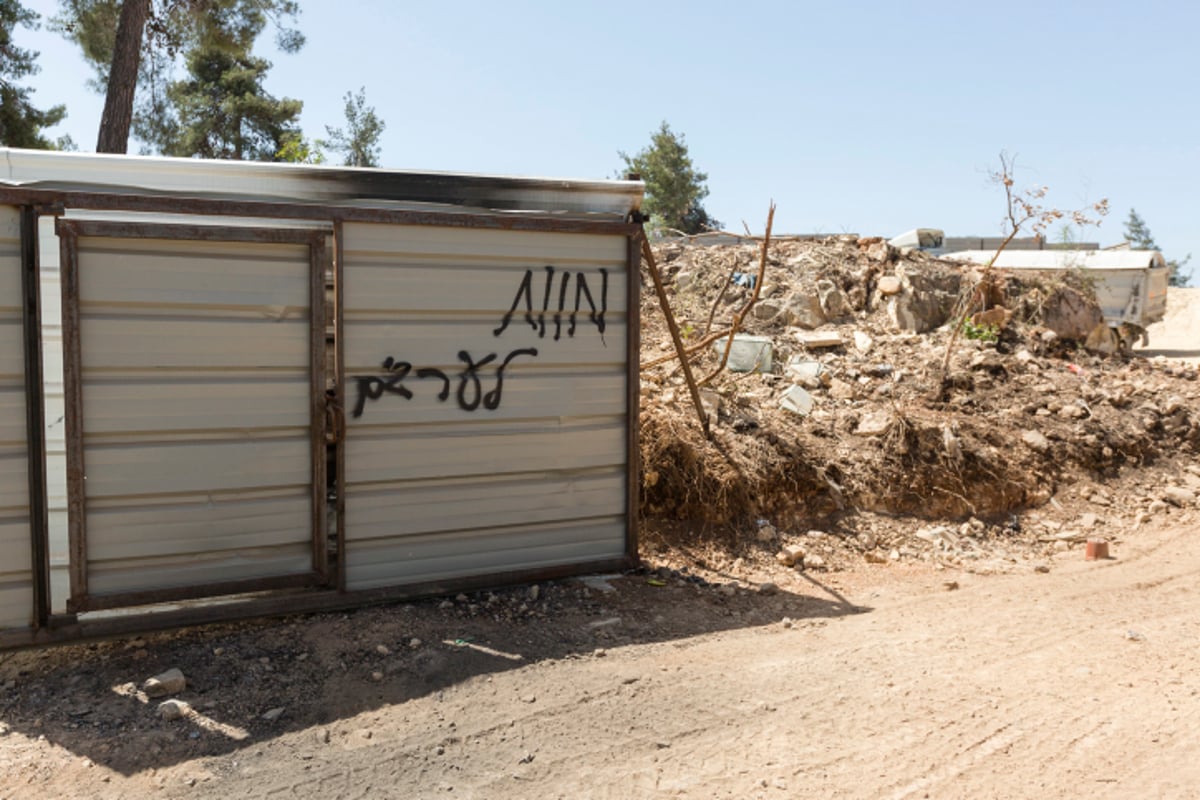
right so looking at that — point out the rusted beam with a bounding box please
[624,233,642,563]
[0,556,635,652]
[310,234,330,583]
[332,222,347,592]
[56,222,88,611]
[0,187,639,237]
[20,207,50,629]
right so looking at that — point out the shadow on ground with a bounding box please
[0,567,870,776]
[1135,347,1200,361]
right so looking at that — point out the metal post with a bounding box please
[20,207,50,628]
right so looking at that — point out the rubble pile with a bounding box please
[638,235,1200,570]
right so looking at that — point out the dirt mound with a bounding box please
[638,236,1200,559]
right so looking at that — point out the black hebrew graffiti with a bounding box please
[352,264,610,420]
[493,266,608,343]
[351,348,538,418]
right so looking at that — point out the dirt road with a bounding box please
[3,514,1199,799]
[1141,287,1200,364]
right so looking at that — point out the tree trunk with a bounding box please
[96,0,150,154]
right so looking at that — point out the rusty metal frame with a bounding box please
[0,554,632,651]
[0,187,640,237]
[332,221,347,592]
[310,234,330,584]
[54,218,329,612]
[0,184,642,649]
[57,222,86,609]
[624,231,642,563]
[20,206,51,629]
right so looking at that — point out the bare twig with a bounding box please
[640,235,711,438]
[699,202,775,387]
[936,152,1108,389]
[703,258,738,336]
[641,326,731,370]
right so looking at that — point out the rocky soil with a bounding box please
[637,235,1200,576]
[2,237,1199,799]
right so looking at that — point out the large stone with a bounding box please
[794,330,842,349]
[1084,323,1120,356]
[786,357,826,389]
[779,385,815,416]
[1164,487,1197,507]
[828,378,856,401]
[853,330,874,354]
[157,700,189,721]
[887,267,961,333]
[866,241,894,263]
[143,668,186,699]
[712,335,773,372]
[752,299,784,321]
[784,291,826,329]
[1021,429,1050,453]
[854,410,894,437]
[817,279,850,320]
[877,275,902,296]
[776,544,806,567]
[1039,286,1104,341]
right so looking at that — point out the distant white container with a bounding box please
[713,335,773,372]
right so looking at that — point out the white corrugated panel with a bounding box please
[38,217,69,610]
[0,207,32,629]
[74,233,315,597]
[945,249,1167,271]
[342,223,629,589]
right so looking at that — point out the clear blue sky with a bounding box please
[15,1,1200,281]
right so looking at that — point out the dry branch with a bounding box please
[699,203,776,387]
[640,235,711,438]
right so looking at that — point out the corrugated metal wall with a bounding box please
[0,207,32,629]
[67,230,318,601]
[37,217,68,612]
[341,223,629,590]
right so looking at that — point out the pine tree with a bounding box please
[142,43,302,160]
[54,0,304,154]
[0,0,67,148]
[619,122,718,234]
[1124,208,1191,288]
[321,87,385,167]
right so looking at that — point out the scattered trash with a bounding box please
[1085,539,1110,561]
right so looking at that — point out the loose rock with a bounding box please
[143,668,186,699]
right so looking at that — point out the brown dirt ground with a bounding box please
[2,514,1198,799]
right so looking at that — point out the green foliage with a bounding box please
[0,0,67,148]
[53,0,304,154]
[142,42,302,160]
[1124,207,1191,287]
[619,121,718,235]
[275,132,324,164]
[320,87,385,167]
[962,319,999,343]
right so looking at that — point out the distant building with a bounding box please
[889,228,1099,255]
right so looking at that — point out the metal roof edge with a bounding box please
[0,148,644,218]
